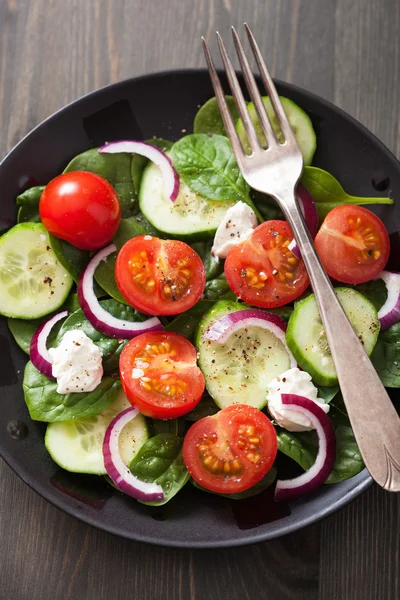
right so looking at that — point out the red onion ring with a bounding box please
[77,243,162,338]
[203,308,296,367]
[376,270,400,330]
[103,406,164,502]
[30,310,68,378]
[288,184,319,259]
[99,140,179,201]
[275,394,336,502]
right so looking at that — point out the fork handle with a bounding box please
[279,191,400,492]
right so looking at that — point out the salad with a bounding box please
[1,92,399,508]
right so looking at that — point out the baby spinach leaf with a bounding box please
[49,235,90,283]
[170,134,250,203]
[57,299,149,374]
[129,433,190,506]
[191,240,223,281]
[193,96,240,136]
[16,186,45,223]
[352,279,387,312]
[148,418,186,437]
[185,393,219,421]
[192,465,277,499]
[64,148,136,218]
[371,322,400,387]
[23,360,120,422]
[251,189,283,221]
[204,274,237,301]
[94,218,146,304]
[316,385,340,404]
[8,318,42,354]
[301,166,394,221]
[276,429,316,471]
[165,300,216,340]
[131,138,173,195]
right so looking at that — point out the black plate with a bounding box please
[1,69,399,549]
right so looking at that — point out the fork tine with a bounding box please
[231,26,278,147]
[244,23,296,144]
[201,37,245,163]
[215,32,260,152]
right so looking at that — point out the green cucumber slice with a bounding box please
[139,159,236,239]
[286,287,380,386]
[44,389,148,474]
[236,96,316,166]
[0,223,73,319]
[196,301,295,410]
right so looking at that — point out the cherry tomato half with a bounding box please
[315,205,390,284]
[224,220,310,308]
[39,171,121,251]
[183,404,277,494]
[119,331,205,419]
[116,236,206,316]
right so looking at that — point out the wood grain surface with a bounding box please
[1,1,399,599]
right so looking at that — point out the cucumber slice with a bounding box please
[139,160,236,239]
[236,96,316,166]
[45,389,148,474]
[0,223,73,319]
[286,287,380,386]
[196,301,295,410]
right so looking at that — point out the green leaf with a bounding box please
[131,138,173,196]
[193,96,240,136]
[371,322,400,387]
[301,166,394,220]
[57,299,149,374]
[129,433,190,506]
[148,418,186,437]
[165,300,216,340]
[184,393,220,421]
[23,360,120,422]
[49,235,90,283]
[250,189,283,221]
[16,186,45,223]
[203,274,237,301]
[8,318,43,354]
[276,429,316,471]
[316,385,340,404]
[191,240,223,281]
[94,218,146,304]
[170,134,250,203]
[192,465,277,499]
[352,279,388,312]
[64,148,136,218]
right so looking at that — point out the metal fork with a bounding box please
[202,24,400,492]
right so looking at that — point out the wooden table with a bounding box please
[1,1,399,598]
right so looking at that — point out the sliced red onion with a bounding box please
[30,310,68,378]
[275,394,336,502]
[103,407,164,502]
[78,243,162,338]
[375,270,400,330]
[288,184,319,259]
[204,308,296,366]
[99,140,179,201]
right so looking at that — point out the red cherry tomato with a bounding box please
[183,404,277,494]
[119,331,205,419]
[115,236,206,316]
[39,171,121,251]
[315,205,390,284]
[224,220,310,308]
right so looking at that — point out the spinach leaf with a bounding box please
[251,189,283,221]
[192,465,277,499]
[193,96,240,136]
[185,393,220,421]
[49,235,89,283]
[170,134,250,203]
[57,299,149,373]
[23,360,120,422]
[352,279,387,312]
[301,166,394,220]
[165,300,216,340]
[16,186,45,223]
[94,218,146,304]
[64,148,136,218]
[65,292,80,313]
[204,274,237,301]
[191,240,223,281]
[8,318,42,354]
[267,306,294,323]
[316,385,340,404]
[131,138,173,195]
[276,429,316,471]
[129,433,190,506]
[371,322,400,387]
[148,418,186,437]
